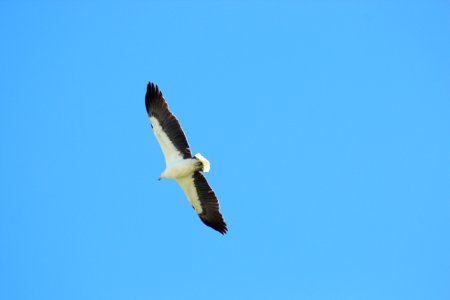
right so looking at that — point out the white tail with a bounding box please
[195,153,210,172]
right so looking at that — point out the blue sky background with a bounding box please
[1,1,449,299]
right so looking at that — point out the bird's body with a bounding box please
[159,157,202,180]
[145,82,228,234]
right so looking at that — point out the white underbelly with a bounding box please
[163,158,198,179]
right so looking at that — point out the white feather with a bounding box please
[150,116,184,165]
[194,153,210,172]
[176,176,203,214]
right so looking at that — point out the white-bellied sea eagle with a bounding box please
[145,82,228,234]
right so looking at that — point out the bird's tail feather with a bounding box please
[195,153,210,172]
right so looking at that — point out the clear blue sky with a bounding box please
[1,1,449,299]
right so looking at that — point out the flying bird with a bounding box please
[145,82,228,234]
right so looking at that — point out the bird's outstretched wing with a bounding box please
[145,82,192,164]
[177,172,228,234]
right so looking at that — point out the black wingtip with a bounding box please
[199,215,228,235]
[145,82,163,114]
[147,82,159,94]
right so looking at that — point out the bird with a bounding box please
[145,82,228,234]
